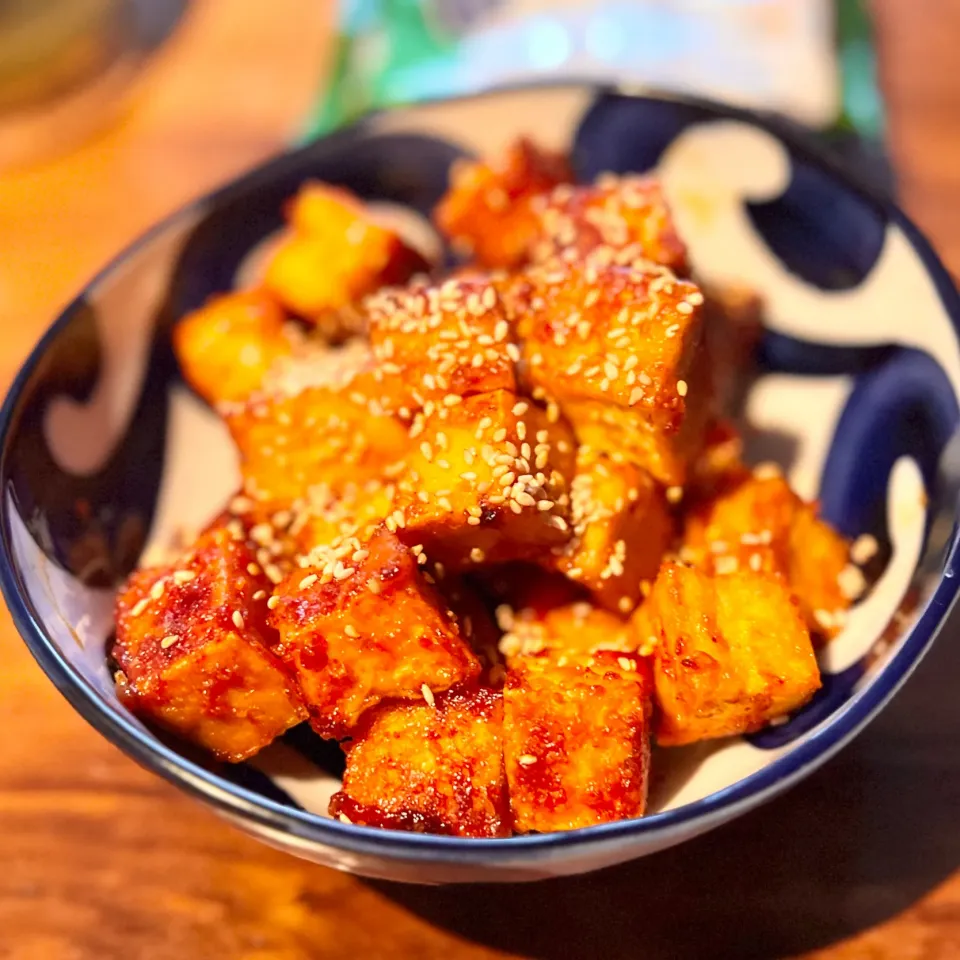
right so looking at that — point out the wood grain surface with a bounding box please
[2,2,960,957]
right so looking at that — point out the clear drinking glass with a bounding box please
[0,0,188,169]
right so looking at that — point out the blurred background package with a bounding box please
[311,0,890,190]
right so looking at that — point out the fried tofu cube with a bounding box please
[645,562,821,746]
[329,685,508,837]
[529,175,689,275]
[682,471,853,638]
[262,182,427,336]
[518,257,710,484]
[563,389,710,488]
[790,503,858,638]
[700,280,764,415]
[393,390,576,568]
[556,451,674,613]
[363,276,518,412]
[498,600,639,662]
[435,137,572,268]
[504,651,653,832]
[113,522,307,762]
[522,259,703,415]
[226,383,409,506]
[173,290,294,406]
[270,526,480,737]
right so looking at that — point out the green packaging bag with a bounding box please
[310,0,884,143]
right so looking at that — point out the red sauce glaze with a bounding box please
[270,526,480,737]
[503,652,652,832]
[330,684,509,838]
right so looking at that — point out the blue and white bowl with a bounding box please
[3,85,959,885]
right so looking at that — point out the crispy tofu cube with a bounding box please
[173,290,294,406]
[498,601,639,662]
[529,175,689,275]
[226,383,409,506]
[682,471,853,638]
[435,138,572,268]
[363,276,518,412]
[522,258,703,415]
[503,651,653,832]
[563,386,710,487]
[262,182,427,336]
[113,522,307,761]
[790,503,858,638]
[700,280,764,415]
[645,562,821,745]
[393,390,576,568]
[329,685,508,837]
[270,526,480,737]
[517,257,710,484]
[556,451,674,613]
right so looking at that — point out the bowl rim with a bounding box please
[3,81,960,867]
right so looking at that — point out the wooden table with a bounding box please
[2,2,960,957]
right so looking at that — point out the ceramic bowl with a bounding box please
[3,84,960,885]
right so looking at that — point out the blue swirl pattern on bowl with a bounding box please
[2,85,959,884]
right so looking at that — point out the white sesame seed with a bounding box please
[714,555,739,575]
[160,635,179,649]
[299,573,318,590]
[838,563,867,600]
[851,534,879,565]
